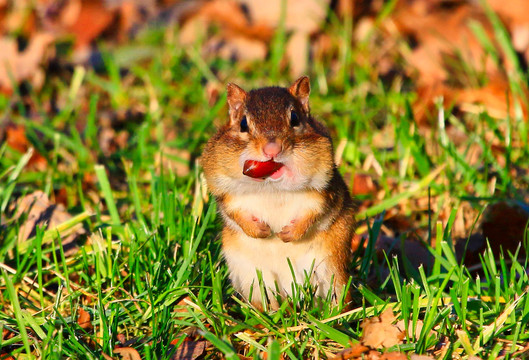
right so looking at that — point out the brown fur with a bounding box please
[201,77,355,310]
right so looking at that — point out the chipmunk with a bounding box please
[201,76,355,310]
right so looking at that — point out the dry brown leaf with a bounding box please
[171,340,206,360]
[77,308,92,330]
[0,32,54,94]
[14,191,85,253]
[361,309,404,349]
[113,347,142,360]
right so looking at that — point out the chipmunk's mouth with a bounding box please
[243,159,285,180]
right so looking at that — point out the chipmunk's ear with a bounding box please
[226,83,247,118]
[289,76,310,112]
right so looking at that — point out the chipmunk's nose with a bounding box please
[263,141,282,159]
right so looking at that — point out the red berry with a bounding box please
[243,160,284,178]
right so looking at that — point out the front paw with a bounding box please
[278,219,307,242]
[243,216,272,238]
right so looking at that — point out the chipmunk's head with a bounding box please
[202,77,334,194]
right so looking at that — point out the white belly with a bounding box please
[227,191,322,233]
[223,233,333,302]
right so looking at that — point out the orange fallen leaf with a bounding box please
[0,32,54,94]
[113,347,142,360]
[352,173,377,196]
[361,309,404,349]
[2,327,14,341]
[454,75,527,120]
[77,308,92,330]
[6,124,47,170]
[328,344,370,360]
[66,0,117,49]
[175,296,192,314]
[171,340,206,360]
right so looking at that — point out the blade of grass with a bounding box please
[3,269,32,355]
[1,148,33,212]
[95,164,120,226]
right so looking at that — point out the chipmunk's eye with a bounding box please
[290,110,300,127]
[240,116,249,132]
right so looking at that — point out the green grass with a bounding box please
[1,7,529,360]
